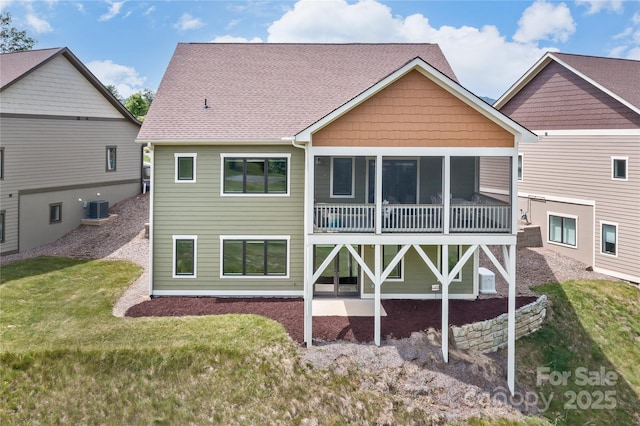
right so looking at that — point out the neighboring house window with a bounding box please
[548,213,577,247]
[0,147,4,179]
[611,157,628,181]
[106,146,117,171]
[443,245,462,281]
[221,236,289,277]
[221,154,289,195]
[49,203,62,224]
[331,157,354,198]
[383,245,402,280]
[173,235,197,277]
[0,210,5,243]
[517,154,523,182]
[175,153,197,182]
[601,222,618,256]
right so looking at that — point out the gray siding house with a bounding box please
[0,47,142,254]
[137,43,538,394]
[492,53,640,284]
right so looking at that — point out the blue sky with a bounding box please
[2,0,639,99]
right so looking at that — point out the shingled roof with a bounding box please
[0,47,62,89]
[495,52,640,114]
[137,43,458,142]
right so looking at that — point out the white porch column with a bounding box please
[304,147,314,347]
[443,156,451,234]
[442,244,449,362]
[374,243,382,346]
[375,154,383,234]
[507,243,516,394]
[304,243,313,347]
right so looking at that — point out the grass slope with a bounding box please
[1,256,542,425]
[517,280,640,425]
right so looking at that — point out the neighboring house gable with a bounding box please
[495,52,640,283]
[0,47,141,254]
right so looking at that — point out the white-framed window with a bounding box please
[601,221,618,257]
[331,157,354,198]
[548,213,577,248]
[220,235,289,278]
[220,153,290,196]
[49,203,62,224]
[611,157,628,181]
[173,235,198,278]
[517,154,523,182]
[175,153,197,183]
[106,146,117,172]
[383,245,403,281]
[440,245,462,282]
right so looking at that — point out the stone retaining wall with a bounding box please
[517,225,542,248]
[451,295,547,353]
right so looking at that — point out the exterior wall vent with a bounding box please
[89,200,109,219]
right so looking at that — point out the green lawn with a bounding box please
[516,280,640,425]
[1,256,546,425]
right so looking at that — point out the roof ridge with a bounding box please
[177,42,439,46]
[553,51,640,63]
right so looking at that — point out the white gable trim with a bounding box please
[295,57,537,144]
[495,52,640,116]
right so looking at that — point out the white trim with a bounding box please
[361,293,475,300]
[148,144,155,296]
[519,192,596,207]
[297,57,537,143]
[152,290,304,297]
[599,221,618,258]
[438,245,462,282]
[592,267,639,284]
[310,146,517,157]
[172,235,198,278]
[219,153,291,197]
[533,129,640,136]
[308,233,518,246]
[137,138,290,145]
[174,153,197,183]
[382,244,405,282]
[611,156,628,181]
[547,212,578,249]
[219,235,291,278]
[330,156,355,198]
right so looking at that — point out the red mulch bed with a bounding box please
[126,296,538,344]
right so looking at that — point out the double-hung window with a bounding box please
[221,236,289,277]
[222,154,289,195]
[601,222,617,256]
[611,157,628,181]
[106,146,117,171]
[548,214,576,247]
[173,235,197,277]
[517,154,523,182]
[175,153,197,182]
[331,157,354,198]
[443,245,462,281]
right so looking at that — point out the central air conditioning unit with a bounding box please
[88,200,109,219]
[478,267,497,294]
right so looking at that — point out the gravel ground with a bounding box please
[2,193,626,423]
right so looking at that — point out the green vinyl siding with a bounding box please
[362,245,474,296]
[152,145,304,292]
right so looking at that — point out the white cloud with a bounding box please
[576,0,624,14]
[86,59,146,99]
[75,3,85,13]
[26,13,53,33]
[173,13,204,31]
[257,0,551,98]
[609,11,640,59]
[626,46,640,60]
[513,0,575,43]
[99,1,124,22]
[144,5,155,16]
[211,35,263,43]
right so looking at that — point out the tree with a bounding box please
[124,92,149,120]
[1,12,36,53]
[142,88,155,106]
[105,85,124,103]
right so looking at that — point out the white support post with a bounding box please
[442,244,449,362]
[375,155,383,234]
[304,243,314,347]
[443,156,451,234]
[374,243,382,346]
[507,243,516,395]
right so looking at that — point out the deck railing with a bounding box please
[314,202,511,233]
[449,204,511,233]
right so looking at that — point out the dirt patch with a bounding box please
[126,296,537,344]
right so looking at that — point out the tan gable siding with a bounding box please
[500,62,640,130]
[0,55,122,118]
[519,134,640,280]
[312,70,514,147]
